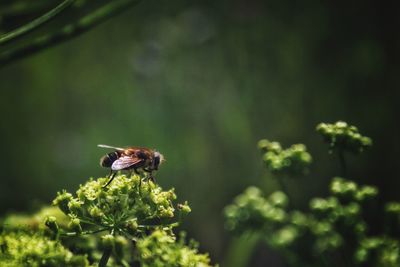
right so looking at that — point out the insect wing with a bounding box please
[98,144,124,151]
[111,156,142,171]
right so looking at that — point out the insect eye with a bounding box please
[154,156,160,166]
[152,152,161,170]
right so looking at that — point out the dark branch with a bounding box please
[0,0,74,45]
[0,0,140,67]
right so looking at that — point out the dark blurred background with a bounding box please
[0,0,399,266]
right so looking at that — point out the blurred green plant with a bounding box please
[0,229,90,267]
[316,121,372,177]
[224,121,399,267]
[1,174,215,266]
[135,230,213,267]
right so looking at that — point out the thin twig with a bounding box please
[61,228,109,236]
[338,149,347,177]
[0,0,140,67]
[0,0,74,45]
[99,247,112,267]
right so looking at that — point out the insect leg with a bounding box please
[103,172,116,187]
[149,172,156,183]
[134,168,142,188]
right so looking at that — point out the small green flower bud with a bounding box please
[258,139,270,152]
[385,202,400,214]
[354,222,367,236]
[361,237,383,249]
[263,207,286,223]
[159,207,174,218]
[45,216,59,234]
[68,218,82,233]
[314,232,343,252]
[125,218,138,234]
[355,185,378,201]
[258,139,282,153]
[355,247,368,263]
[290,211,309,227]
[330,177,358,199]
[312,221,332,236]
[52,191,73,215]
[269,226,299,248]
[89,206,104,219]
[343,202,360,217]
[310,197,338,214]
[177,201,192,214]
[67,199,82,215]
[101,234,115,249]
[269,191,288,208]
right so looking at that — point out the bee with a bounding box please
[98,144,164,187]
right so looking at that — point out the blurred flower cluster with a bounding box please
[316,121,372,153]
[0,230,89,267]
[257,139,312,176]
[225,122,399,267]
[135,230,213,267]
[225,178,400,266]
[225,187,288,234]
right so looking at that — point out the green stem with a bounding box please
[0,0,140,66]
[99,247,112,267]
[0,0,74,45]
[276,176,292,205]
[61,228,108,236]
[338,149,347,177]
[222,231,261,267]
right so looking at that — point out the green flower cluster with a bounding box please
[258,139,312,176]
[224,187,288,234]
[0,230,89,267]
[135,230,214,267]
[355,237,400,266]
[316,121,372,153]
[50,174,193,266]
[225,177,400,267]
[52,174,181,238]
[1,174,214,267]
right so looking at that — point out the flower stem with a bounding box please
[99,247,112,267]
[276,176,292,205]
[338,148,347,177]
